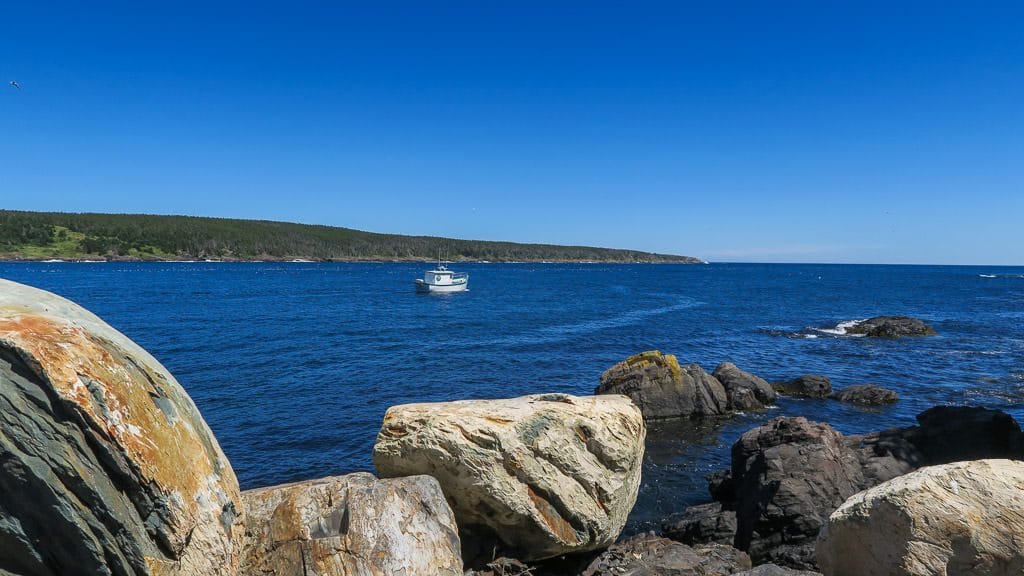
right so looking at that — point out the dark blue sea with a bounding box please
[2,262,1023,530]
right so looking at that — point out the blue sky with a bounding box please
[2,2,1022,264]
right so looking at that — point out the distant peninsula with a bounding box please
[0,210,702,263]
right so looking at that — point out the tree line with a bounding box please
[0,210,700,262]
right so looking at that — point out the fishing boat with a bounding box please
[415,262,469,293]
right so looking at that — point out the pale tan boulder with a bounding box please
[816,459,1024,576]
[372,393,645,561]
[0,279,243,575]
[240,472,462,576]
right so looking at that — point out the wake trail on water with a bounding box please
[440,297,704,349]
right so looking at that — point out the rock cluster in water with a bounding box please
[843,315,938,338]
[665,406,1024,572]
[0,280,1017,576]
[595,351,780,419]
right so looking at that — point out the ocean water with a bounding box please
[2,262,1023,530]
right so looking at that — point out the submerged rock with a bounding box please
[844,315,937,337]
[830,384,898,405]
[713,362,777,411]
[597,351,729,419]
[580,533,751,576]
[372,393,645,561]
[772,375,832,398]
[816,459,1024,576]
[0,279,244,575]
[241,472,462,576]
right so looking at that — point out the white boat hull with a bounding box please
[416,279,468,293]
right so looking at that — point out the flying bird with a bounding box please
[9,81,19,90]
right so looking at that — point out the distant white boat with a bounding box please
[416,262,468,293]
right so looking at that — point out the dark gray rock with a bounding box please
[581,533,751,576]
[662,503,736,546]
[733,564,823,576]
[830,384,898,405]
[706,469,734,503]
[772,375,832,398]
[666,406,1024,571]
[597,351,729,420]
[714,362,777,410]
[905,405,1024,464]
[730,418,864,568]
[844,315,937,337]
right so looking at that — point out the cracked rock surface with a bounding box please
[372,393,645,561]
[0,278,244,576]
[241,472,462,576]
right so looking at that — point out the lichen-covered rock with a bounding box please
[713,362,777,410]
[240,472,462,576]
[372,393,645,561]
[772,375,832,398]
[581,534,751,576]
[0,279,243,575]
[844,315,937,337]
[830,384,898,406]
[816,459,1024,576]
[597,351,729,420]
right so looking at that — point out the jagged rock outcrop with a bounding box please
[844,315,937,337]
[241,472,462,576]
[373,393,645,561]
[597,351,729,419]
[772,375,832,398]
[580,533,751,576]
[816,459,1024,576]
[713,363,777,411]
[730,418,865,568]
[830,384,898,405]
[0,278,244,575]
[666,406,1024,570]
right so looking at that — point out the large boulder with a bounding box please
[816,459,1024,576]
[372,393,645,561]
[730,418,865,568]
[772,375,832,398]
[830,384,898,406]
[240,472,462,576]
[581,533,751,576]
[0,279,244,575]
[713,362,777,411]
[597,351,729,419]
[844,315,937,337]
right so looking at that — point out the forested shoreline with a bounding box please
[0,210,701,263]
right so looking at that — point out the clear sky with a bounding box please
[2,2,1022,264]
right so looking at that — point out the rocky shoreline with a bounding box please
[0,281,1015,576]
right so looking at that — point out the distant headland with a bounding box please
[0,210,702,263]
